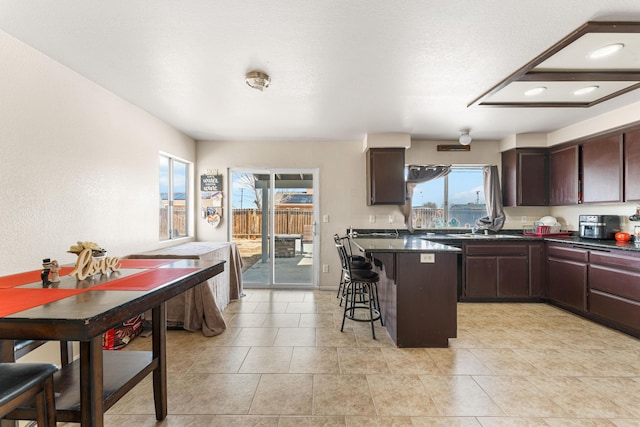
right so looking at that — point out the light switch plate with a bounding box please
[420,253,435,263]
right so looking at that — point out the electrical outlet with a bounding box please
[369,215,376,223]
[322,264,329,273]
[388,214,394,224]
[420,253,435,263]
[323,214,329,223]
[521,216,527,223]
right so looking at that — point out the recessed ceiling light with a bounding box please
[572,85,599,96]
[588,43,624,59]
[524,86,547,96]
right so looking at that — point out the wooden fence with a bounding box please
[232,208,313,239]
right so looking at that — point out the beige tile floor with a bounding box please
[78,290,640,426]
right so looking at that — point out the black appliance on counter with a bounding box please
[578,214,621,239]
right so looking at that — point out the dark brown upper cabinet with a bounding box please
[582,134,623,203]
[502,148,548,206]
[549,145,580,206]
[624,128,640,201]
[366,148,406,205]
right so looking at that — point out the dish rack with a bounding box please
[523,223,570,237]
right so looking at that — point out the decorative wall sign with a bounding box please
[201,174,223,191]
[201,173,224,227]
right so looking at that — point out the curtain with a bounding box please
[473,165,505,232]
[400,165,451,233]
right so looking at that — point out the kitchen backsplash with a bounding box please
[503,203,640,233]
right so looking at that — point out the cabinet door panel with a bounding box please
[625,128,640,201]
[497,256,529,297]
[549,146,579,205]
[502,149,547,206]
[582,135,623,203]
[465,257,497,298]
[548,258,587,312]
[367,148,405,205]
[519,151,548,205]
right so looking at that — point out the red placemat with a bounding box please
[0,288,86,317]
[91,268,201,291]
[118,259,176,269]
[0,267,75,289]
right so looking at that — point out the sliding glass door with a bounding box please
[230,168,318,288]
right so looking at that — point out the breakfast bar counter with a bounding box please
[352,236,460,348]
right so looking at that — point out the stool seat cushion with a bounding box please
[349,269,379,282]
[0,363,58,406]
[350,259,372,270]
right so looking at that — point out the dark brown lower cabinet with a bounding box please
[546,242,640,338]
[546,243,588,313]
[588,250,640,335]
[462,242,543,300]
[372,251,458,347]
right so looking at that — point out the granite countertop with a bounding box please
[353,236,462,253]
[352,230,640,253]
[544,235,640,252]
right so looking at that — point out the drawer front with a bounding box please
[590,290,640,332]
[465,244,528,256]
[590,250,640,273]
[547,244,589,262]
[589,265,640,302]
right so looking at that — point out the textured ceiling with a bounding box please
[2,1,640,142]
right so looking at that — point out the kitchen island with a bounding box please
[352,236,461,348]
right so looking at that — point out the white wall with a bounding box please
[0,31,196,275]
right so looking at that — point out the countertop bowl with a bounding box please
[615,232,631,242]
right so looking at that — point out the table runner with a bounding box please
[0,288,86,317]
[0,267,75,288]
[118,259,175,269]
[90,268,201,291]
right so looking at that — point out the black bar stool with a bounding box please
[335,238,383,339]
[333,234,372,303]
[0,363,58,427]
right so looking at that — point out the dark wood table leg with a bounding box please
[152,302,168,420]
[79,338,104,427]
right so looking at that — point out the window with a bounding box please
[159,154,190,240]
[410,167,485,229]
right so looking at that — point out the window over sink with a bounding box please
[408,166,485,229]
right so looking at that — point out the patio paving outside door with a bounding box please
[230,169,318,288]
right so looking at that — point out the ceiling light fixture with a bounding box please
[572,85,599,96]
[524,86,547,96]
[588,43,624,59]
[469,22,640,108]
[245,71,270,91]
[459,130,472,146]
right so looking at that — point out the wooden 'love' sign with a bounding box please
[70,248,122,280]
